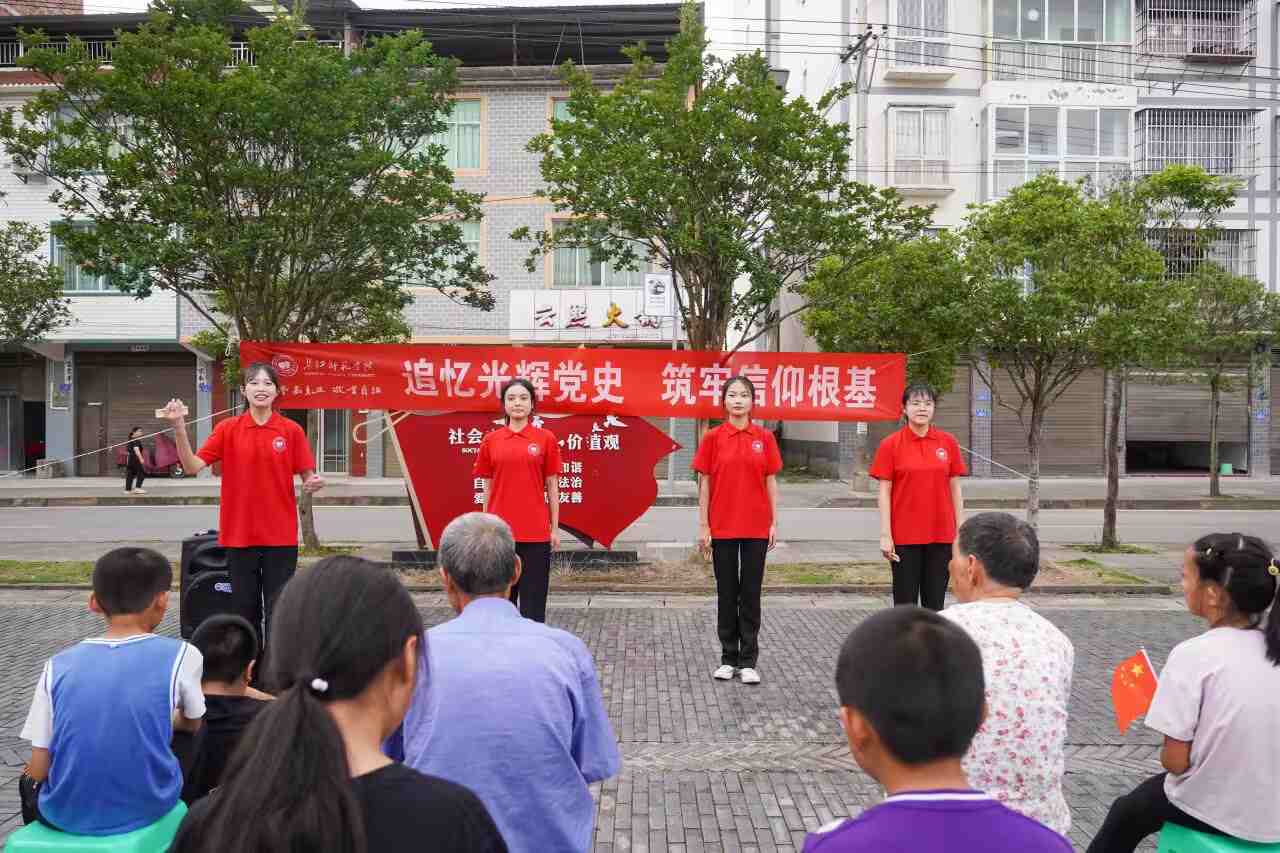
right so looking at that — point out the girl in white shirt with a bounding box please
[1087,532,1280,852]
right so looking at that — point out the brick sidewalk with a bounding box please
[0,591,1188,851]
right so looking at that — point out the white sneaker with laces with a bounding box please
[132,488,147,495]
[739,667,761,685]
[713,664,736,681]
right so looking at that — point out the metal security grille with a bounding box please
[1135,109,1258,177]
[1148,228,1257,278]
[1137,0,1257,62]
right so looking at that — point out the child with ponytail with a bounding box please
[1088,533,1280,852]
[170,556,507,853]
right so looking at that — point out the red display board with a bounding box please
[240,342,905,422]
[389,411,681,549]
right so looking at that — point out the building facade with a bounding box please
[709,0,1277,478]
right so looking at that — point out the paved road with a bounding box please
[0,505,1276,547]
[0,591,1184,851]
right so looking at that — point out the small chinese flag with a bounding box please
[1112,649,1159,735]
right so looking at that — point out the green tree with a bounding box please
[0,222,70,345]
[1177,264,1280,497]
[515,2,928,354]
[963,173,1169,528]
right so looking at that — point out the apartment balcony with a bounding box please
[990,40,1132,84]
[885,38,955,81]
[0,37,344,68]
[1137,0,1257,64]
[1134,108,1260,178]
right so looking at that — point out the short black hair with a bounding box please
[92,547,173,616]
[836,606,984,765]
[901,382,937,406]
[957,512,1041,590]
[192,614,260,683]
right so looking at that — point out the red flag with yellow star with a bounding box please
[1112,649,1159,734]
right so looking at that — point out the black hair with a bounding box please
[92,547,172,616]
[192,614,259,684]
[241,361,280,390]
[957,512,1041,591]
[499,378,537,424]
[177,557,424,853]
[721,375,756,411]
[1191,533,1280,665]
[901,382,938,407]
[129,426,142,437]
[836,606,985,765]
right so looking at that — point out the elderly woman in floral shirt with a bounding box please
[941,512,1075,837]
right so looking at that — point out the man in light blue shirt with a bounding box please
[398,512,620,853]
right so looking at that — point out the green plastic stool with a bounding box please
[1157,822,1280,853]
[5,802,186,853]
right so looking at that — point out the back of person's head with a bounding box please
[439,512,518,595]
[92,547,172,616]
[836,606,984,765]
[1191,533,1280,665]
[956,512,1041,590]
[191,614,259,684]
[181,556,424,853]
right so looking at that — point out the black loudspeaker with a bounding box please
[179,531,232,639]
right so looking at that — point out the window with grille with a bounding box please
[1135,109,1257,177]
[552,223,643,288]
[1137,0,1256,61]
[891,108,949,185]
[894,0,948,65]
[421,98,482,171]
[1148,227,1257,278]
[991,106,1130,197]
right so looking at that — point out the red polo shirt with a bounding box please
[473,424,563,543]
[197,412,314,548]
[691,421,783,540]
[869,425,966,546]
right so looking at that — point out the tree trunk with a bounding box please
[1208,375,1221,498]
[298,408,321,549]
[1025,403,1044,530]
[1101,368,1123,549]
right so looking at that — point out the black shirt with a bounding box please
[180,694,269,803]
[171,762,507,853]
[126,439,144,468]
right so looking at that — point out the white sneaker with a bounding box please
[739,667,761,685]
[123,489,132,494]
[713,664,736,681]
[132,488,147,495]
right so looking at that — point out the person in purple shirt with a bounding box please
[803,606,1072,853]
[394,512,620,853]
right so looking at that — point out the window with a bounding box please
[894,0,948,65]
[1149,227,1256,278]
[1135,109,1257,177]
[427,98,482,171]
[891,108,949,185]
[992,105,1130,196]
[552,224,643,288]
[994,0,1131,41]
[552,98,572,122]
[1137,0,1256,61]
[52,227,116,293]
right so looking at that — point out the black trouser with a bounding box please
[125,460,146,492]
[712,538,768,669]
[1087,773,1229,853]
[226,546,298,686]
[511,541,551,623]
[892,542,952,611]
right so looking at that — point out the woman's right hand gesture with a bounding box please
[698,523,712,558]
[880,535,899,563]
[159,398,188,427]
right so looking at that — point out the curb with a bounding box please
[823,498,1280,510]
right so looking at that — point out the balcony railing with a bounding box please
[1137,1,1257,63]
[0,37,343,68]
[990,41,1132,83]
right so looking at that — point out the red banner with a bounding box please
[239,342,905,422]
[389,411,680,549]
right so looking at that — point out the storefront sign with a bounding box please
[388,411,680,548]
[240,342,905,422]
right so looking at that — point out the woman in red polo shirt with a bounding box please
[693,375,782,686]
[869,382,966,611]
[161,362,325,674]
[474,378,562,623]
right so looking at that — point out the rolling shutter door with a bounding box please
[383,429,404,478]
[1127,371,1248,443]
[76,352,196,475]
[991,369,1104,476]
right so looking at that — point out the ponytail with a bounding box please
[176,557,424,852]
[1192,533,1280,665]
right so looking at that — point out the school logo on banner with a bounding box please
[751,440,764,454]
[272,437,287,453]
[271,354,299,378]
[936,447,948,461]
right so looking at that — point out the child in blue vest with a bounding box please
[20,547,206,835]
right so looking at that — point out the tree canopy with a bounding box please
[0,221,70,345]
